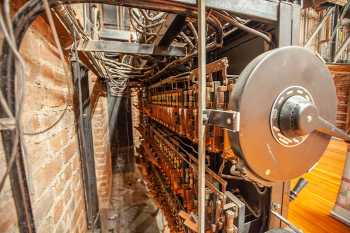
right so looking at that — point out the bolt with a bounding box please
[272,202,281,210]
[307,115,312,123]
[203,113,208,124]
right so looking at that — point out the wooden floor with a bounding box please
[288,139,350,233]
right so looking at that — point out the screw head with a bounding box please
[307,115,312,123]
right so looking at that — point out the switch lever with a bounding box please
[289,178,308,201]
[316,116,350,142]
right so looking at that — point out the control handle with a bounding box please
[316,116,350,142]
[289,178,308,201]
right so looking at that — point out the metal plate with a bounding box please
[228,46,337,182]
[270,86,314,147]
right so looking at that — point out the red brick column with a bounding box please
[90,74,112,209]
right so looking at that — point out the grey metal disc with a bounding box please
[228,46,336,182]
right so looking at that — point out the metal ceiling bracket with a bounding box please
[175,0,279,22]
[203,109,240,132]
[99,28,137,41]
[76,40,186,57]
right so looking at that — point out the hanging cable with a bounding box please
[0,0,27,194]
[23,0,73,136]
[213,10,273,45]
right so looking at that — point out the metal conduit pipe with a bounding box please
[213,10,273,45]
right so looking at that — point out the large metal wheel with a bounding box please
[229,46,336,183]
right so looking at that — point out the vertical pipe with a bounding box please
[197,0,206,233]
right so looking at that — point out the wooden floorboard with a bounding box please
[288,139,350,233]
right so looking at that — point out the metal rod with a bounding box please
[271,210,303,233]
[305,7,334,48]
[197,0,206,233]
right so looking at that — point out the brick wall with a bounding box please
[0,13,88,233]
[329,65,350,131]
[0,138,19,233]
[90,74,112,209]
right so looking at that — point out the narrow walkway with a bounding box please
[108,166,169,233]
[289,139,350,233]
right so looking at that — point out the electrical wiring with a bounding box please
[23,108,71,136]
[3,0,26,128]
[140,9,166,22]
[0,2,279,233]
[130,8,165,29]
[0,1,26,195]
[3,1,26,145]
[213,10,273,45]
[0,133,20,192]
[42,0,72,83]
[187,20,198,42]
[0,3,37,231]
[0,88,14,119]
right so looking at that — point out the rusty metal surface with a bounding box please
[142,122,227,232]
[144,58,232,154]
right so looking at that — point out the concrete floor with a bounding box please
[105,166,169,233]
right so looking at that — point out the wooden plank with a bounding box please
[288,139,350,233]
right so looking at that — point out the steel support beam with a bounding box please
[153,14,187,48]
[61,0,279,23]
[278,3,301,47]
[197,0,206,233]
[77,40,185,56]
[99,28,137,41]
[71,56,100,229]
[272,2,301,230]
[175,0,279,22]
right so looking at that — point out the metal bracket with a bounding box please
[76,39,185,57]
[203,109,240,132]
[225,191,245,233]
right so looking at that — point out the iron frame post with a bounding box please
[197,0,206,233]
[70,56,100,230]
